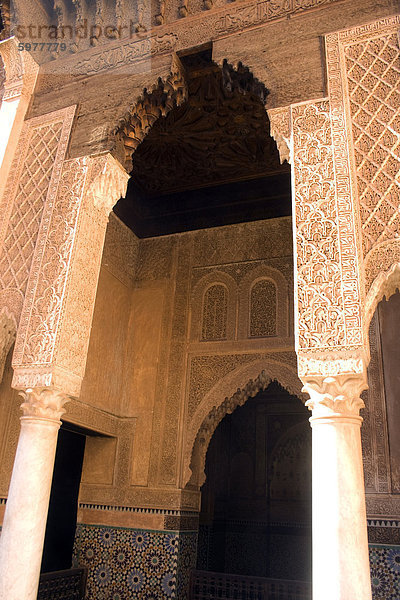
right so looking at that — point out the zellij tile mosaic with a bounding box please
[73,523,197,600]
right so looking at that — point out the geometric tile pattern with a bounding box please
[369,544,400,600]
[3,525,399,598]
[344,32,400,257]
[73,523,197,600]
[0,122,63,295]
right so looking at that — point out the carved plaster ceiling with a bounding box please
[115,53,291,237]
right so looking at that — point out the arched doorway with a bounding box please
[114,47,290,237]
[363,286,400,599]
[194,381,311,596]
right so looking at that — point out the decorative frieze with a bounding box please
[214,0,340,36]
[72,33,178,77]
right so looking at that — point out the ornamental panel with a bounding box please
[344,30,400,258]
[291,99,345,350]
[0,107,76,324]
[249,279,277,338]
[201,284,228,341]
[325,15,400,334]
[12,153,128,397]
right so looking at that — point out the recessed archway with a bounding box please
[196,381,311,587]
[183,358,305,490]
[112,49,290,237]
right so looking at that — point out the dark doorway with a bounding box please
[41,426,86,573]
[377,290,400,493]
[197,381,311,582]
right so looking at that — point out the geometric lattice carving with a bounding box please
[0,122,63,293]
[0,107,76,329]
[345,32,400,257]
[249,279,276,337]
[201,284,227,341]
[12,153,128,397]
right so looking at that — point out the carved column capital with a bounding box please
[267,106,291,164]
[0,37,39,101]
[86,153,129,216]
[19,387,70,424]
[302,372,367,419]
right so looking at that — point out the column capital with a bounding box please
[267,105,291,164]
[86,153,129,217]
[19,387,70,424]
[301,372,367,419]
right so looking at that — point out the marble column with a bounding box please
[302,374,372,600]
[0,387,69,600]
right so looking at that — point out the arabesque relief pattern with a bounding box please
[12,152,128,397]
[202,284,228,341]
[0,37,38,102]
[249,279,277,337]
[291,100,344,350]
[325,16,400,331]
[12,157,88,376]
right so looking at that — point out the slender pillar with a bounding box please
[0,387,68,600]
[302,374,372,600]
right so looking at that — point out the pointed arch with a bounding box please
[0,305,16,384]
[182,357,304,489]
[364,262,400,352]
[113,55,187,170]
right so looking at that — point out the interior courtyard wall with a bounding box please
[71,215,299,599]
[69,215,400,599]
[0,3,399,598]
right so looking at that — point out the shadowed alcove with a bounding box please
[197,381,312,583]
[114,46,291,237]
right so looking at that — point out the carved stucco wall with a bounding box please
[11,152,128,397]
[0,107,75,379]
[0,3,398,534]
[324,16,400,338]
[0,37,39,228]
[266,17,400,412]
[128,218,298,502]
